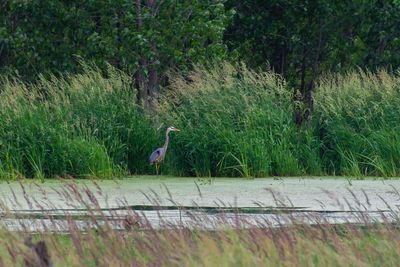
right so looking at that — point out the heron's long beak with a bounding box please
[175,128,181,132]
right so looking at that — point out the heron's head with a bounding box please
[167,126,180,133]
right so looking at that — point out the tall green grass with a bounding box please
[159,64,321,177]
[1,63,399,179]
[0,66,157,179]
[314,70,400,177]
[160,64,400,178]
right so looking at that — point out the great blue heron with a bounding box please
[149,126,180,174]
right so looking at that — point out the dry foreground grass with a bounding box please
[0,180,399,266]
[1,224,400,266]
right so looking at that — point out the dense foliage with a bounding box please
[225,0,400,75]
[3,1,399,86]
[0,0,231,85]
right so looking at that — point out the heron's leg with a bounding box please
[155,163,159,175]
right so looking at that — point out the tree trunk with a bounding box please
[135,0,149,109]
[304,22,324,126]
[115,6,124,70]
[294,46,307,127]
[145,0,159,112]
[134,0,159,112]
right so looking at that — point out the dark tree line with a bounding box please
[225,0,400,124]
[0,0,231,109]
[1,0,400,123]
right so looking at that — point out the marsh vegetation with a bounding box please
[1,65,400,179]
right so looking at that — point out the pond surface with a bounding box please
[0,177,399,231]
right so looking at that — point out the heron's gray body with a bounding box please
[149,147,166,164]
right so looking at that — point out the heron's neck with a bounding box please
[163,129,170,150]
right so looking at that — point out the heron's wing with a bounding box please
[149,148,163,163]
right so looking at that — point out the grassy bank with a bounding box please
[0,64,399,179]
